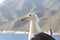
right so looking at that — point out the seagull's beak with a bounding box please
[20,17,27,22]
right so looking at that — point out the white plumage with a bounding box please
[21,13,55,40]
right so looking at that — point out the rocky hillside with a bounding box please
[0,0,60,34]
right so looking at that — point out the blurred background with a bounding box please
[0,0,60,33]
[0,0,60,40]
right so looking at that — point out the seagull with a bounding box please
[20,13,55,40]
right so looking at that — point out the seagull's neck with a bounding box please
[30,19,42,34]
[28,18,42,40]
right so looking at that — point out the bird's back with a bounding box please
[31,32,55,40]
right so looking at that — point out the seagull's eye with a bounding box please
[29,14,31,16]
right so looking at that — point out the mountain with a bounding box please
[0,0,60,34]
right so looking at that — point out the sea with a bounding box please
[0,34,60,40]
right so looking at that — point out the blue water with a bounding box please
[0,34,60,40]
[0,34,28,40]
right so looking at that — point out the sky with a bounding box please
[0,0,5,4]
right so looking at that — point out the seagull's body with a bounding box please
[21,13,55,40]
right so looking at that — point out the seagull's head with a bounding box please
[20,13,38,22]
